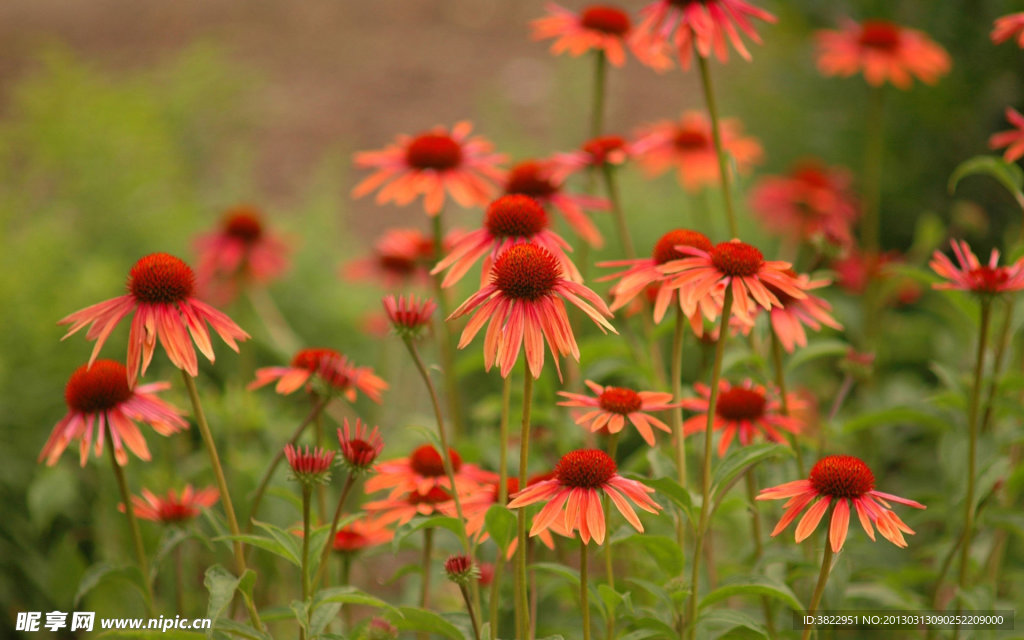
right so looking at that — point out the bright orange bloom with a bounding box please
[449,243,616,379]
[661,239,807,321]
[121,485,219,524]
[508,449,661,545]
[352,122,506,216]
[532,4,660,68]
[39,360,187,467]
[248,347,387,402]
[992,12,1024,47]
[59,253,249,386]
[550,135,640,182]
[431,195,580,288]
[193,205,290,304]
[504,160,609,248]
[748,271,842,353]
[285,444,336,485]
[989,107,1024,163]
[337,418,384,472]
[343,228,439,289]
[633,111,762,192]
[363,486,454,527]
[930,239,1024,297]
[815,19,951,89]
[331,515,394,553]
[365,444,496,500]
[682,379,803,457]
[749,160,859,249]
[599,228,714,325]
[382,294,437,338]
[631,0,776,70]
[757,455,926,552]
[558,380,681,446]
[445,478,562,557]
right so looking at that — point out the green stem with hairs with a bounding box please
[516,372,535,640]
[490,376,512,640]
[604,433,620,640]
[591,50,608,140]
[420,528,434,610]
[312,473,357,588]
[581,540,592,640]
[770,331,805,477]
[299,484,312,640]
[601,164,634,260]
[670,306,688,548]
[685,288,733,640]
[802,528,835,640]
[431,211,466,439]
[696,54,738,238]
[107,438,156,615]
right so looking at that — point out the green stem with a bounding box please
[313,473,357,588]
[489,555,507,640]
[491,376,512,640]
[340,554,353,632]
[181,373,263,630]
[300,484,313,640]
[671,305,688,536]
[745,470,776,638]
[957,298,992,591]
[601,165,634,260]
[696,54,738,238]
[460,583,483,640]
[107,438,156,615]
[862,86,886,253]
[802,531,835,640]
[603,433,620,640]
[432,211,466,439]
[979,300,1013,435]
[685,288,733,640]
[421,528,435,610]
[247,394,331,531]
[517,372,535,640]
[591,50,607,140]
[315,410,327,524]
[173,543,184,614]
[770,331,804,477]
[581,540,592,640]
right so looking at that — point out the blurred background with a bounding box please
[1,0,1021,633]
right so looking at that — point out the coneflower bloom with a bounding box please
[285,444,336,485]
[989,107,1024,163]
[364,444,497,500]
[549,135,640,182]
[448,478,562,556]
[193,204,290,304]
[508,449,661,545]
[337,418,384,473]
[531,4,668,69]
[59,253,250,386]
[383,294,437,339]
[120,485,219,524]
[504,160,609,248]
[815,19,951,89]
[599,228,714,325]
[444,554,479,585]
[682,379,803,456]
[633,111,763,193]
[630,0,776,70]
[761,271,843,353]
[39,360,188,467]
[749,161,859,250]
[363,486,454,527]
[432,195,580,288]
[930,239,1024,297]
[330,515,394,553]
[558,380,682,446]
[351,122,506,216]
[757,455,926,552]
[992,13,1024,47]
[248,348,387,402]
[661,239,808,320]
[449,243,616,379]
[343,227,462,289]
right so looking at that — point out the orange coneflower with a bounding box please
[39,360,188,467]
[330,515,394,553]
[558,380,682,446]
[504,160,609,248]
[550,135,640,182]
[930,238,1024,297]
[248,347,387,403]
[759,271,843,353]
[193,205,290,304]
[815,19,951,89]
[531,4,656,68]
[364,444,496,500]
[992,12,1024,48]
[989,107,1024,163]
[59,253,249,386]
[120,485,219,524]
[757,455,926,552]
[682,379,803,456]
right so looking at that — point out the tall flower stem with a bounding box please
[248,394,332,530]
[340,554,353,631]
[173,544,185,613]
[432,211,466,438]
[402,337,472,553]
[770,331,805,477]
[516,372,536,640]
[603,433,620,640]
[490,376,512,640]
[745,469,776,637]
[601,166,634,260]
[460,582,483,640]
[979,301,1014,435]
[802,528,836,640]
[420,528,435,610]
[313,473,357,588]
[581,540,592,640]
[861,86,886,254]
[314,410,328,524]
[670,306,688,549]
[181,373,263,630]
[957,298,993,591]
[696,54,738,238]
[299,484,313,640]
[685,289,733,640]
[107,438,156,616]
[590,50,607,140]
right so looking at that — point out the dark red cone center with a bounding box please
[485,195,548,238]
[505,161,559,199]
[224,210,264,242]
[555,449,617,488]
[582,135,627,165]
[580,6,631,36]
[491,244,562,300]
[710,241,764,277]
[716,386,767,421]
[809,455,875,499]
[858,21,902,51]
[65,360,134,413]
[409,444,462,477]
[653,229,713,265]
[673,129,709,150]
[969,266,1010,294]
[128,253,196,304]
[405,133,463,170]
[598,387,643,415]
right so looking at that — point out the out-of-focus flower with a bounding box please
[550,135,640,182]
[762,271,843,352]
[382,294,437,339]
[815,19,951,89]
[449,244,616,380]
[59,253,249,386]
[989,107,1024,163]
[991,12,1024,47]
[352,122,505,216]
[451,478,562,557]
[193,205,290,304]
[432,195,580,288]
[532,4,665,68]
[831,249,892,294]
[120,485,219,524]
[248,348,387,402]
[39,360,187,467]
[444,554,480,585]
[930,238,1024,297]
[631,0,776,70]
[508,449,661,545]
[363,486,454,527]
[633,111,762,192]
[558,380,681,446]
[344,227,461,289]
[330,516,394,553]
[365,444,496,500]
[749,161,859,249]
[337,418,384,473]
[285,444,336,486]
[757,455,926,551]
[504,160,609,247]
[682,379,803,456]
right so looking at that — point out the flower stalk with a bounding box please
[696,54,738,238]
[107,437,156,616]
[803,526,836,640]
[516,372,535,640]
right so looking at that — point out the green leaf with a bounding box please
[392,515,464,552]
[613,534,683,576]
[74,562,146,607]
[94,631,205,640]
[151,528,193,581]
[383,562,422,585]
[841,407,949,433]
[784,339,849,374]
[210,619,271,640]
[643,476,696,526]
[290,600,310,635]
[253,520,303,565]
[27,465,77,531]
[949,155,1024,200]
[214,533,299,567]
[309,602,340,637]
[597,584,631,620]
[710,443,790,503]
[484,504,517,552]
[312,586,402,616]
[388,607,464,640]
[696,609,768,639]
[617,631,668,640]
[699,575,803,612]
[204,565,246,626]
[529,562,580,588]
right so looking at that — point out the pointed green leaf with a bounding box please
[253,520,303,565]
[74,562,146,607]
[389,606,465,640]
[484,504,517,552]
[699,575,803,612]
[613,534,683,576]
[841,407,948,433]
[214,533,299,567]
[642,476,696,526]
[210,619,271,640]
[696,609,768,639]
[949,155,1024,199]
[204,565,242,624]
[529,562,580,587]
[312,586,401,616]
[784,339,849,374]
[392,515,464,552]
[711,443,790,503]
